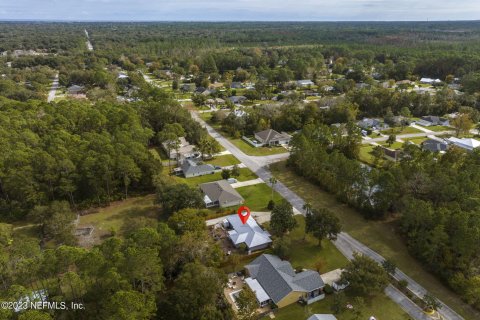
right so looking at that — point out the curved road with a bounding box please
[191,110,465,320]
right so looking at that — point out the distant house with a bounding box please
[201,88,216,96]
[228,95,247,105]
[181,159,216,178]
[200,180,244,208]
[422,139,449,153]
[180,83,196,92]
[396,80,413,86]
[162,137,196,161]
[307,315,338,320]
[233,109,246,118]
[67,85,85,95]
[231,82,244,89]
[223,214,271,253]
[117,72,129,80]
[244,254,325,308]
[254,129,292,146]
[381,146,402,162]
[297,80,314,87]
[420,78,442,85]
[357,118,388,130]
[446,137,480,151]
[195,86,206,94]
[356,83,370,89]
[416,116,449,127]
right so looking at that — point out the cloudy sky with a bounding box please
[0,0,479,21]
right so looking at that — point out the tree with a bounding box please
[29,201,76,245]
[231,164,240,178]
[452,113,473,137]
[372,145,384,166]
[156,183,203,215]
[386,134,396,147]
[236,287,258,320]
[381,259,397,275]
[305,208,342,247]
[341,253,389,297]
[196,135,221,160]
[167,208,207,235]
[270,200,296,237]
[269,177,277,202]
[423,294,442,311]
[103,290,156,320]
[221,169,231,180]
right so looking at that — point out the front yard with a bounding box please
[172,168,258,187]
[204,154,241,167]
[381,126,423,135]
[235,183,284,211]
[230,138,288,156]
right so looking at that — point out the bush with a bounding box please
[398,279,408,290]
[324,284,334,294]
[267,200,275,210]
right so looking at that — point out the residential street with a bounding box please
[191,109,464,320]
[362,130,455,144]
[47,72,59,102]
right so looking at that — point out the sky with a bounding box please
[0,0,479,21]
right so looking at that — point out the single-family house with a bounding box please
[416,116,449,127]
[223,214,271,253]
[181,159,216,178]
[228,96,247,105]
[254,129,292,146]
[381,146,402,162]
[244,254,325,308]
[201,88,216,96]
[180,83,196,92]
[420,78,442,85]
[446,137,480,151]
[422,139,448,153]
[231,82,244,89]
[162,137,196,161]
[297,80,314,87]
[67,85,85,95]
[233,109,247,117]
[307,315,338,320]
[200,180,244,208]
[357,118,388,130]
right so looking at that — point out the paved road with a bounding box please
[192,110,464,320]
[85,29,93,51]
[47,73,59,102]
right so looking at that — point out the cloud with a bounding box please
[0,0,479,21]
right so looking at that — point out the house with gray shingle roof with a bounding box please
[422,139,448,153]
[225,214,271,253]
[181,159,216,178]
[200,180,244,208]
[254,129,292,147]
[244,254,325,308]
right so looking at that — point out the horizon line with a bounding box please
[1,19,480,23]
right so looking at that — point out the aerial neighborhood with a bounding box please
[2,19,480,320]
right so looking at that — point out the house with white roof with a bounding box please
[224,214,271,253]
[297,80,315,87]
[446,137,480,151]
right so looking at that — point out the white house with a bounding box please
[446,137,480,151]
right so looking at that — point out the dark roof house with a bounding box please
[181,159,216,178]
[245,254,325,308]
[422,139,448,153]
[200,180,244,208]
[254,129,292,146]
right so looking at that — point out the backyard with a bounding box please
[269,161,480,320]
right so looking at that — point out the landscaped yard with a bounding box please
[204,154,241,167]
[381,126,422,135]
[172,168,258,187]
[404,137,428,145]
[230,138,288,156]
[271,292,410,320]
[236,183,284,211]
[269,161,480,320]
[379,141,404,149]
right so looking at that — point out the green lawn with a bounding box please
[271,293,410,320]
[358,145,376,165]
[379,141,404,149]
[230,138,288,156]
[418,125,452,132]
[236,184,284,211]
[269,161,480,320]
[204,154,241,167]
[381,126,422,135]
[172,168,257,187]
[404,137,427,145]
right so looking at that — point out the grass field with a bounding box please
[236,183,284,211]
[269,161,480,320]
[381,126,423,135]
[404,137,428,145]
[204,154,241,167]
[379,141,404,149]
[417,125,452,132]
[172,168,258,187]
[358,145,376,165]
[230,138,288,156]
[77,195,159,243]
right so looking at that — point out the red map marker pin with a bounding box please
[237,206,251,224]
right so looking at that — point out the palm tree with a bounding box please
[269,177,277,202]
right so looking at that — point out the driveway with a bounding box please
[47,73,59,102]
